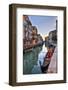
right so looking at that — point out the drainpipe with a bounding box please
[56,20,57,31]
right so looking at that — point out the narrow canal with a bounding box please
[23,43,48,75]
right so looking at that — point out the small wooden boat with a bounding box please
[41,46,55,73]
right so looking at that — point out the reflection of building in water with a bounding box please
[37,44,48,66]
[23,45,42,74]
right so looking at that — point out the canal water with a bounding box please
[23,43,48,75]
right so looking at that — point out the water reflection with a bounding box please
[23,43,48,74]
[31,44,48,74]
[37,44,48,66]
[23,45,42,74]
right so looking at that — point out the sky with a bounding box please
[28,15,57,40]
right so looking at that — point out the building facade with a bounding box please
[23,15,43,50]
